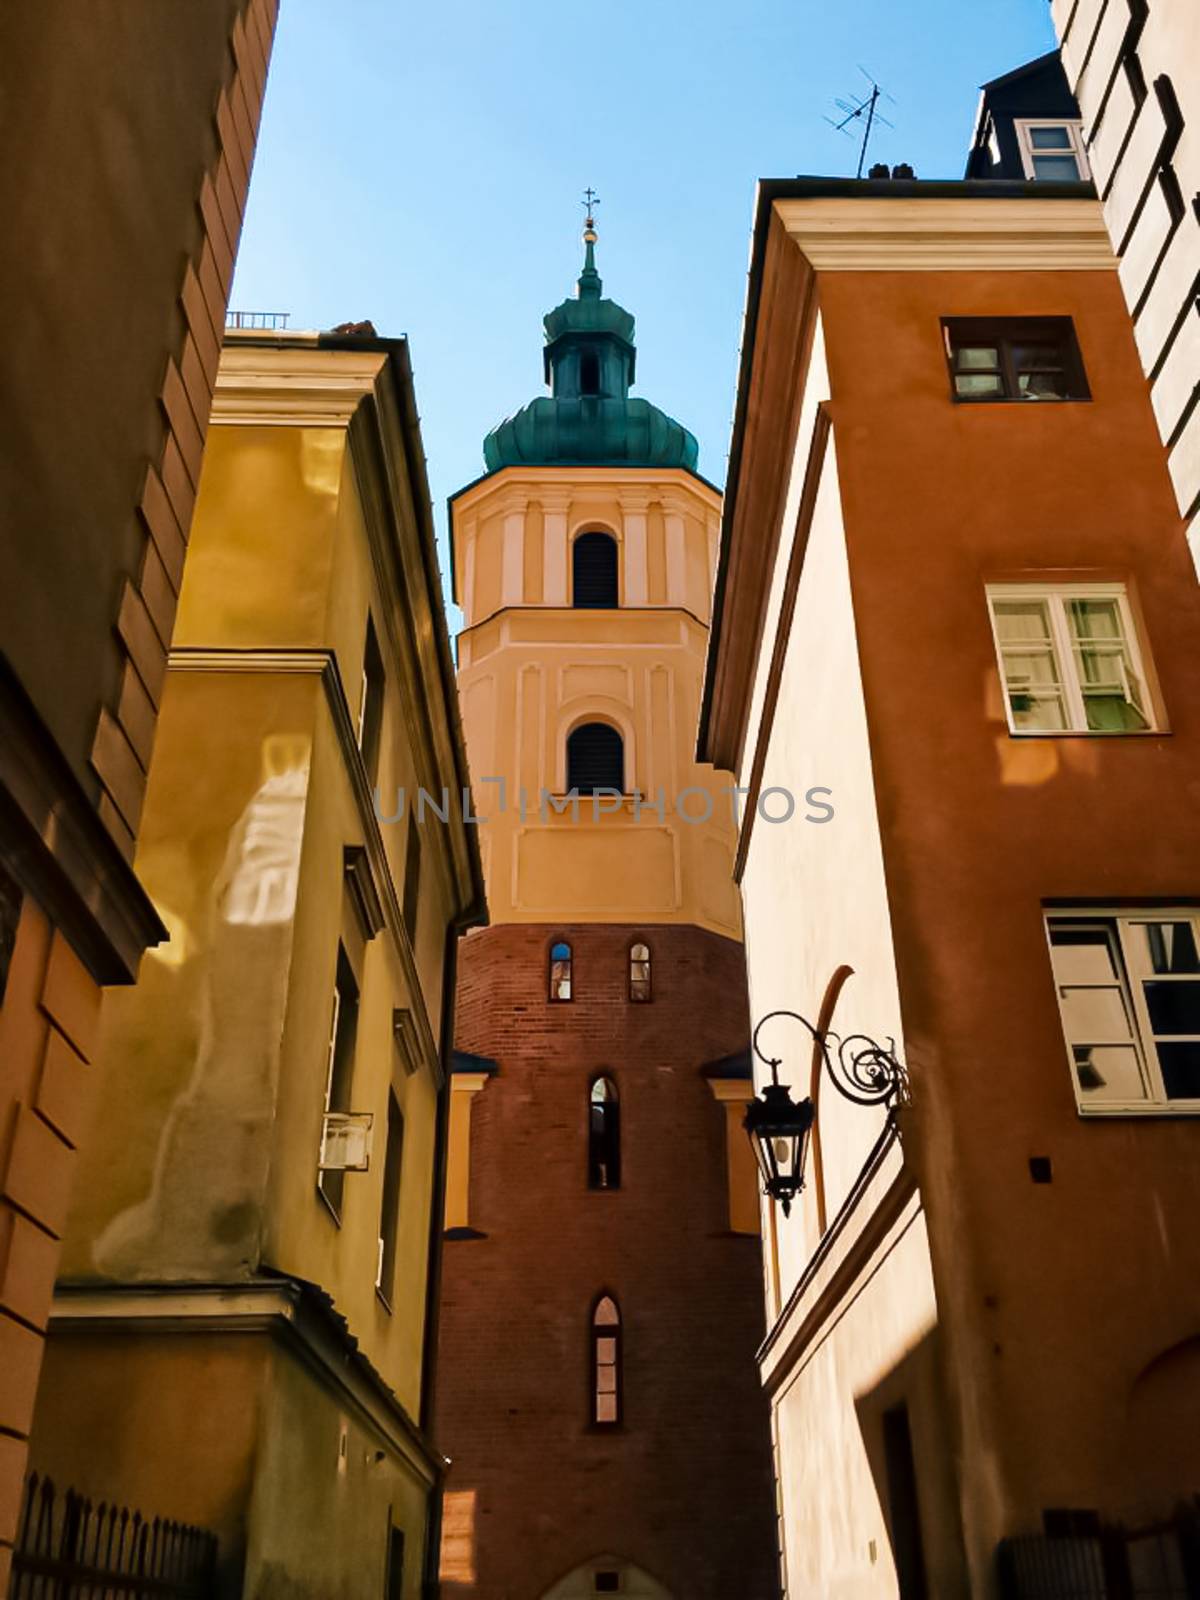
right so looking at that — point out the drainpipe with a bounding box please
[420,910,478,1600]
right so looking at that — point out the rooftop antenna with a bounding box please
[825,67,896,178]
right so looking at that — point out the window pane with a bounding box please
[1139,922,1200,976]
[1033,154,1082,180]
[595,1394,617,1423]
[1156,1042,1200,1100]
[993,600,1051,642]
[1057,985,1135,1043]
[1082,693,1148,732]
[1017,367,1069,399]
[1030,126,1073,150]
[1050,927,1119,986]
[956,346,1000,371]
[594,1297,619,1326]
[1010,691,1069,731]
[1073,1044,1149,1102]
[1143,981,1200,1036]
[596,1366,618,1394]
[1068,600,1121,641]
[955,372,1004,397]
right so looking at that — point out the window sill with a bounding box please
[1002,727,1166,739]
[1076,1102,1200,1118]
[952,395,1091,405]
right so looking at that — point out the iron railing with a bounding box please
[8,1475,217,1600]
[997,1502,1200,1598]
[225,311,289,330]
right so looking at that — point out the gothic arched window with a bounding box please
[567,723,624,795]
[588,1077,620,1190]
[573,532,618,609]
[549,941,572,1001]
[629,942,651,1003]
[592,1295,622,1425]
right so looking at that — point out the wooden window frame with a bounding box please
[1013,118,1090,182]
[1045,907,1200,1116]
[943,317,1090,404]
[985,582,1156,736]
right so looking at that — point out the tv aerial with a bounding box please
[825,67,897,179]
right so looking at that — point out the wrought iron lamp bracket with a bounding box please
[751,1009,909,1109]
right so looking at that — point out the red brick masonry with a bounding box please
[436,921,780,1600]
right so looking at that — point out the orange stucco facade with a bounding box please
[823,262,1200,1524]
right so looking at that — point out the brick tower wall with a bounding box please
[435,921,780,1600]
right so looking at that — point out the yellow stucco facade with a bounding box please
[452,465,742,935]
[28,334,484,1600]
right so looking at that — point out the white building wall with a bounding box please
[1051,0,1200,541]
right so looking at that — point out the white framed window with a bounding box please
[985,583,1154,735]
[1046,910,1200,1114]
[1014,119,1090,182]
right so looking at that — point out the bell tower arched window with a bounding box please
[567,723,624,795]
[588,1077,620,1190]
[592,1295,622,1425]
[572,532,618,609]
[549,941,572,1001]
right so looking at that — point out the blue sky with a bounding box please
[232,0,1056,609]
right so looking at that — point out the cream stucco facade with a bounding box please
[452,465,741,936]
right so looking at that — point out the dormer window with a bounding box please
[1014,120,1089,181]
[579,348,600,396]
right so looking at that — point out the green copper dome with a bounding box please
[483,222,699,474]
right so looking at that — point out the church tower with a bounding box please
[436,214,779,1600]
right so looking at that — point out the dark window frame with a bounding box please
[376,1091,405,1308]
[628,941,651,1003]
[319,945,360,1221]
[358,614,386,785]
[942,317,1091,405]
[588,1075,621,1190]
[549,939,573,1002]
[590,1293,623,1428]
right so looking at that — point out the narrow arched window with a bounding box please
[629,943,651,1003]
[592,1295,622,1425]
[588,1077,620,1190]
[573,532,618,609]
[579,348,600,396]
[549,941,572,1001]
[567,723,624,795]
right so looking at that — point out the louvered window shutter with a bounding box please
[567,724,624,794]
[573,533,618,608]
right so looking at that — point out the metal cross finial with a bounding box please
[581,187,601,221]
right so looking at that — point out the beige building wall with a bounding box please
[1051,0,1200,541]
[452,466,739,935]
[735,320,958,1597]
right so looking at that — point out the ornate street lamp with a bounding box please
[744,1010,908,1215]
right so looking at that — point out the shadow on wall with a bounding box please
[1121,1335,1200,1521]
[855,1327,968,1600]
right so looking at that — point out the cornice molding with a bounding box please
[774,195,1118,272]
[210,344,389,427]
[49,1278,445,1486]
